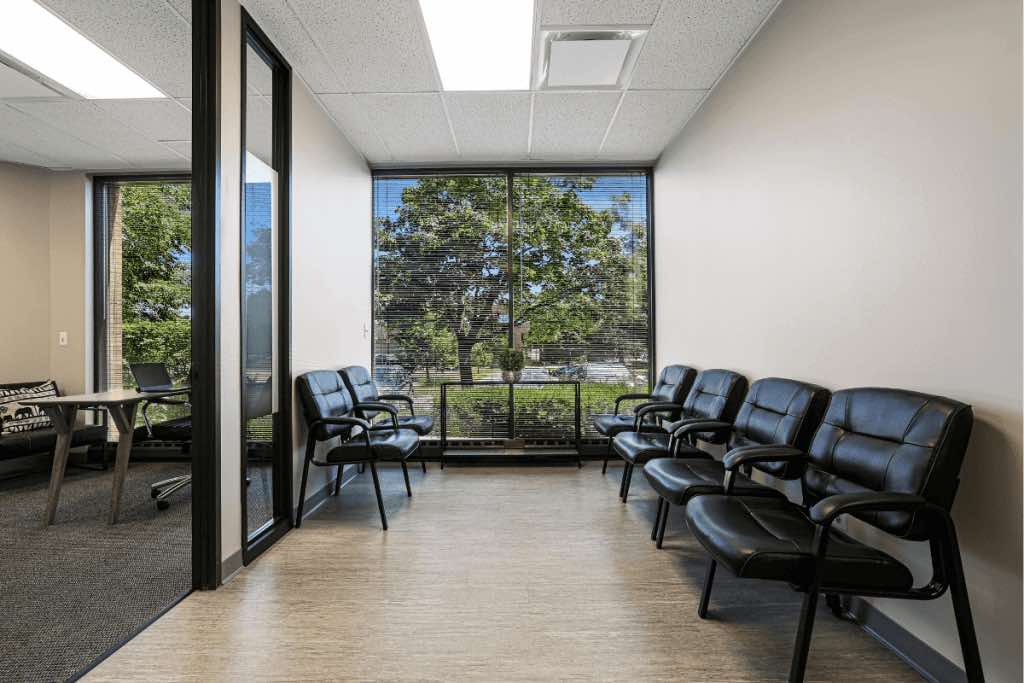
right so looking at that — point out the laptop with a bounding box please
[129,363,189,393]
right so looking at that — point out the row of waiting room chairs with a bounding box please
[592,364,984,682]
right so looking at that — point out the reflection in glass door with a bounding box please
[240,13,291,558]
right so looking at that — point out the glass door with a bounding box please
[240,13,291,560]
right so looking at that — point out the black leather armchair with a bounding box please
[611,369,748,502]
[340,365,431,472]
[591,365,697,474]
[296,370,421,530]
[684,387,983,682]
[643,377,829,546]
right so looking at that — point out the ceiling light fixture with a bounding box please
[535,28,649,90]
[0,0,163,99]
[419,0,533,91]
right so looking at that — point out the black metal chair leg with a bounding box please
[602,439,612,475]
[618,461,629,497]
[369,461,387,530]
[421,455,427,473]
[295,457,311,528]
[401,461,412,497]
[333,465,343,496]
[945,523,985,682]
[697,559,717,618]
[656,501,670,548]
[621,464,635,502]
[651,498,665,540]
[788,588,820,682]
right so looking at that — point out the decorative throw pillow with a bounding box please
[0,381,58,434]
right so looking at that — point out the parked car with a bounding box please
[374,364,413,394]
[518,367,553,382]
[552,362,636,386]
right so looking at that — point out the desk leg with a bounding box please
[42,405,79,527]
[108,402,138,524]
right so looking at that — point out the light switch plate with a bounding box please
[58,331,68,346]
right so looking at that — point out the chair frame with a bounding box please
[694,447,984,682]
[296,404,416,531]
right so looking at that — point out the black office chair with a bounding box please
[612,369,748,502]
[643,377,829,547]
[340,365,431,474]
[591,364,697,474]
[296,370,421,530]
[129,362,192,510]
[685,387,983,682]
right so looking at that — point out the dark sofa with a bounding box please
[0,381,107,463]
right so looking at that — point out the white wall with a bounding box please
[0,163,91,393]
[290,75,372,509]
[0,162,52,382]
[653,1,1021,681]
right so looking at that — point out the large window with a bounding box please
[95,177,192,426]
[372,171,651,444]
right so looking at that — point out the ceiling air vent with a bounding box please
[534,28,648,90]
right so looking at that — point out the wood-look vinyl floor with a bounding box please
[87,465,922,682]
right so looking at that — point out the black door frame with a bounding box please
[191,0,222,589]
[238,8,293,566]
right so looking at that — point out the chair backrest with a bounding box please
[650,365,698,404]
[681,369,749,444]
[802,387,973,540]
[296,370,358,442]
[730,377,830,479]
[130,363,174,391]
[339,366,379,406]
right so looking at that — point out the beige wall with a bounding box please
[653,1,1021,680]
[0,163,52,383]
[0,163,91,393]
[290,75,372,510]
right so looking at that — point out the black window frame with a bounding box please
[370,166,656,450]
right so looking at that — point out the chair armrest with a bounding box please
[668,419,733,438]
[614,393,653,415]
[722,444,805,471]
[378,393,415,415]
[810,492,929,526]
[635,402,683,419]
[308,415,372,432]
[356,402,399,429]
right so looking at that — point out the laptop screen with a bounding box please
[129,363,174,392]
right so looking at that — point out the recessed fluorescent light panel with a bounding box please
[0,0,163,99]
[419,0,533,91]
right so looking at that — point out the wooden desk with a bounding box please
[25,388,189,527]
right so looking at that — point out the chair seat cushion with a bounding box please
[135,417,193,443]
[325,428,419,463]
[613,432,710,465]
[592,414,665,437]
[685,495,913,592]
[644,457,783,505]
[397,415,433,435]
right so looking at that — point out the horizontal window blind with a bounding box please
[372,172,651,443]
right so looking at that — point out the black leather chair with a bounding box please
[591,364,697,475]
[612,369,748,502]
[643,377,829,547]
[685,388,983,682]
[296,370,421,530]
[340,365,431,473]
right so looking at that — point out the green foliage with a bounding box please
[469,342,493,368]
[119,183,192,387]
[394,314,457,380]
[496,347,525,372]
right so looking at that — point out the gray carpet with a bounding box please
[0,462,191,682]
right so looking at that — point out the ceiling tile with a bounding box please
[161,140,192,161]
[164,0,191,23]
[241,0,343,93]
[286,0,439,93]
[246,47,275,96]
[94,99,192,142]
[445,93,531,161]
[350,93,455,162]
[531,92,620,158]
[318,94,391,163]
[0,64,62,99]
[0,105,124,169]
[9,100,180,168]
[36,0,191,97]
[601,90,704,159]
[631,0,776,90]
[0,138,58,168]
[245,95,274,166]
[539,0,662,26]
